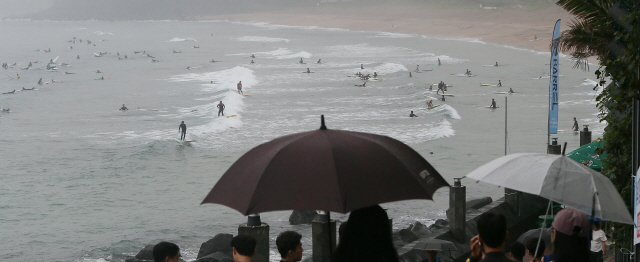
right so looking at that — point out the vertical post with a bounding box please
[548,138,561,155]
[238,215,270,262]
[505,96,508,155]
[449,178,466,243]
[312,211,336,262]
[633,98,639,262]
[580,125,592,146]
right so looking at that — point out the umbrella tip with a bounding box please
[320,115,327,130]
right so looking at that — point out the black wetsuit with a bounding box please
[410,113,418,117]
[491,101,497,108]
[573,120,579,131]
[217,103,225,116]
[179,123,187,140]
[120,106,128,111]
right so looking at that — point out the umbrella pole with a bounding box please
[534,199,553,258]
[591,193,597,240]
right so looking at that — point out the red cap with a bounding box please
[551,208,589,237]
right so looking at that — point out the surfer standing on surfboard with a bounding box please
[217,101,225,116]
[179,121,187,140]
[237,81,243,94]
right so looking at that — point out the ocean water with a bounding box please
[0,20,599,262]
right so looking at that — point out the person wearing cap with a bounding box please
[547,208,591,262]
[468,212,511,262]
[590,221,607,262]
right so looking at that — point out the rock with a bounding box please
[429,219,449,229]
[289,210,318,225]
[410,221,427,232]
[125,244,155,262]
[467,197,493,210]
[193,251,231,262]
[399,229,419,243]
[197,233,234,259]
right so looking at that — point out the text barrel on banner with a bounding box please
[548,19,561,135]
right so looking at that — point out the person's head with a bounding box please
[526,238,545,260]
[574,117,577,121]
[476,212,508,250]
[426,250,437,262]
[509,242,526,262]
[338,222,347,242]
[551,208,591,262]
[181,121,184,124]
[492,99,495,101]
[411,111,414,113]
[153,242,180,262]
[231,234,257,259]
[276,231,303,261]
[593,220,601,230]
[332,205,398,262]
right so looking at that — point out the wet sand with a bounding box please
[203,3,575,52]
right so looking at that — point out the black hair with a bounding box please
[476,212,507,249]
[153,242,180,262]
[552,230,594,262]
[331,205,398,262]
[276,231,302,259]
[593,221,600,230]
[509,242,526,262]
[525,238,545,259]
[231,234,257,257]
[338,222,347,240]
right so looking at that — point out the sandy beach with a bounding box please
[204,2,575,52]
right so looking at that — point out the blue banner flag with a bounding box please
[549,20,561,134]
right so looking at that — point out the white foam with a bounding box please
[373,32,416,38]
[93,31,113,35]
[236,36,290,43]
[228,48,311,60]
[166,37,198,42]
[437,104,461,120]
[237,21,349,32]
[422,35,486,44]
[345,63,407,74]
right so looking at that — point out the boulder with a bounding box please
[410,221,427,232]
[197,233,234,259]
[193,251,231,262]
[289,210,318,225]
[429,219,449,229]
[399,229,419,243]
[124,244,155,262]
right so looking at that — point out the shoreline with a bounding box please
[202,3,576,52]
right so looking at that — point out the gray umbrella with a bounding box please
[412,238,458,252]
[465,153,632,224]
[517,228,552,246]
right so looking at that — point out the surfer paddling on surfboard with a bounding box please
[410,111,418,117]
[179,121,187,140]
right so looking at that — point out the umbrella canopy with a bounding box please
[566,140,607,172]
[516,228,552,246]
[412,239,458,252]
[202,116,449,215]
[465,153,632,224]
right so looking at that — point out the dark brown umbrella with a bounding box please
[202,115,449,215]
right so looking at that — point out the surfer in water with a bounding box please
[361,64,364,69]
[373,72,378,78]
[409,72,412,77]
[237,81,243,94]
[508,88,514,94]
[217,101,225,116]
[427,100,434,108]
[465,69,471,75]
[495,62,499,67]
[179,121,187,140]
[120,104,128,111]
[299,58,304,64]
[410,111,418,117]
[490,99,497,108]
[416,65,419,72]
[251,54,255,58]
[438,58,441,66]
[306,68,311,73]
[498,80,502,87]
[441,95,445,101]
[96,70,101,73]
[572,117,579,131]
[355,82,366,87]
[250,60,255,64]
[317,59,321,64]
[4,89,16,94]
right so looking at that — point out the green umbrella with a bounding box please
[566,140,607,172]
